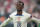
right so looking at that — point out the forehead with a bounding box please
[17,3,22,5]
[17,2,24,5]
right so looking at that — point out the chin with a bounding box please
[17,9,21,10]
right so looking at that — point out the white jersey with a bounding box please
[9,11,31,27]
[0,11,40,27]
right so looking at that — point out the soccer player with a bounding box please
[0,1,40,27]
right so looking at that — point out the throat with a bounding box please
[17,11,22,15]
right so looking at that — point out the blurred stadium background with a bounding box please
[0,0,40,27]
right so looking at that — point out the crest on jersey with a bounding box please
[18,18,21,20]
[17,17,21,20]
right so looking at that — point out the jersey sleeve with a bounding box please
[0,16,13,27]
[29,15,40,23]
[30,15,33,18]
[28,14,31,18]
[27,14,31,21]
[31,17,40,23]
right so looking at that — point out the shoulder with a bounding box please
[9,11,17,17]
[23,11,31,17]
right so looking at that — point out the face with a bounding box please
[16,2,24,10]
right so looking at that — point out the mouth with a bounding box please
[17,7,21,9]
[17,9,22,12]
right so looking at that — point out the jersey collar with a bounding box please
[15,14,23,16]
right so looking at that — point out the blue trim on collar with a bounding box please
[15,14,23,16]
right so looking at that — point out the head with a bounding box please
[16,1,24,12]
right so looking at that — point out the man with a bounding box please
[0,1,40,27]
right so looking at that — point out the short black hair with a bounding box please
[17,1,24,6]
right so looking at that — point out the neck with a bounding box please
[17,10,22,15]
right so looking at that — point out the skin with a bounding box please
[16,2,24,15]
